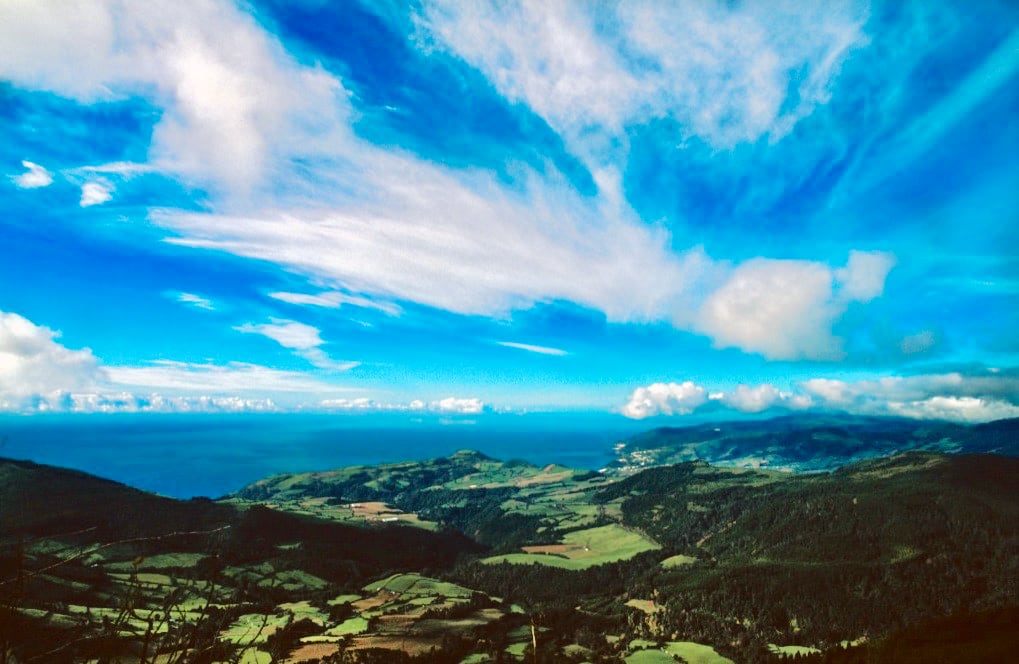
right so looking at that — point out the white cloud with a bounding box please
[75,161,152,176]
[269,290,401,315]
[319,396,483,414]
[799,371,1019,422]
[418,0,868,159]
[620,381,708,418]
[12,160,53,188]
[0,310,102,410]
[835,250,896,302]
[80,181,112,207]
[157,160,696,322]
[900,330,937,355]
[696,258,843,360]
[70,392,278,414]
[886,396,1019,423]
[234,318,358,371]
[721,384,812,413]
[174,292,215,310]
[622,369,1019,423]
[0,310,352,413]
[695,252,896,360]
[236,319,323,350]
[0,1,892,362]
[431,397,485,414]
[318,397,425,412]
[0,0,349,193]
[496,341,568,356]
[105,360,342,394]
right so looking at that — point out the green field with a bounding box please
[504,641,529,658]
[278,600,329,624]
[221,613,293,645]
[624,649,677,663]
[663,641,735,663]
[364,572,474,598]
[325,616,369,636]
[482,524,659,569]
[661,553,697,568]
[768,643,822,657]
[104,552,206,570]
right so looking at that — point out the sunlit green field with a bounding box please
[481,523,659,569]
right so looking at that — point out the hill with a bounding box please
[2,421,1017,662]
[610,415,1019,473]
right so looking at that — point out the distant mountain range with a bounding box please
[2,415,1017,662]
[609,415,1019,473]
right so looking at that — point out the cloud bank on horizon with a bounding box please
[0,0,1016,422]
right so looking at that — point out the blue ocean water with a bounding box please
[0,413,643,498]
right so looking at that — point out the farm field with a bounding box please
[482,523,660,569]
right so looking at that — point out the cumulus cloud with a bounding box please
[620,381,708,419]
[430,397,485,414]
[496,341,568,356]
[80,181,112,207]
[696,258,842,360]
[235,319,358,371]
[70,392,277,414]
[621,368,1019,423]
[721,384,813,413]
[12,160,53,188]
[799,371,1019,422]
[0,310,353,413]
[319,396,483,414]
[836,250,897,302]
[695,252,895,360]
[0,311,103,410]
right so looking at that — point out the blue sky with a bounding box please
[0,0,1017,423]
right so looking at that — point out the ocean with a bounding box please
[0,413,644,498]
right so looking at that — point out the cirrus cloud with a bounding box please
[79,181,113,207]
[3,0,897,365]
[234,319,359,372]
[496,341,568,356]
[417,0,868,158]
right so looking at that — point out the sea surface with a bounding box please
[0,413,644,499]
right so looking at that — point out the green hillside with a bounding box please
[2,421,1017,662]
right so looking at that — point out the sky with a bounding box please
[0,0,1017,424]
